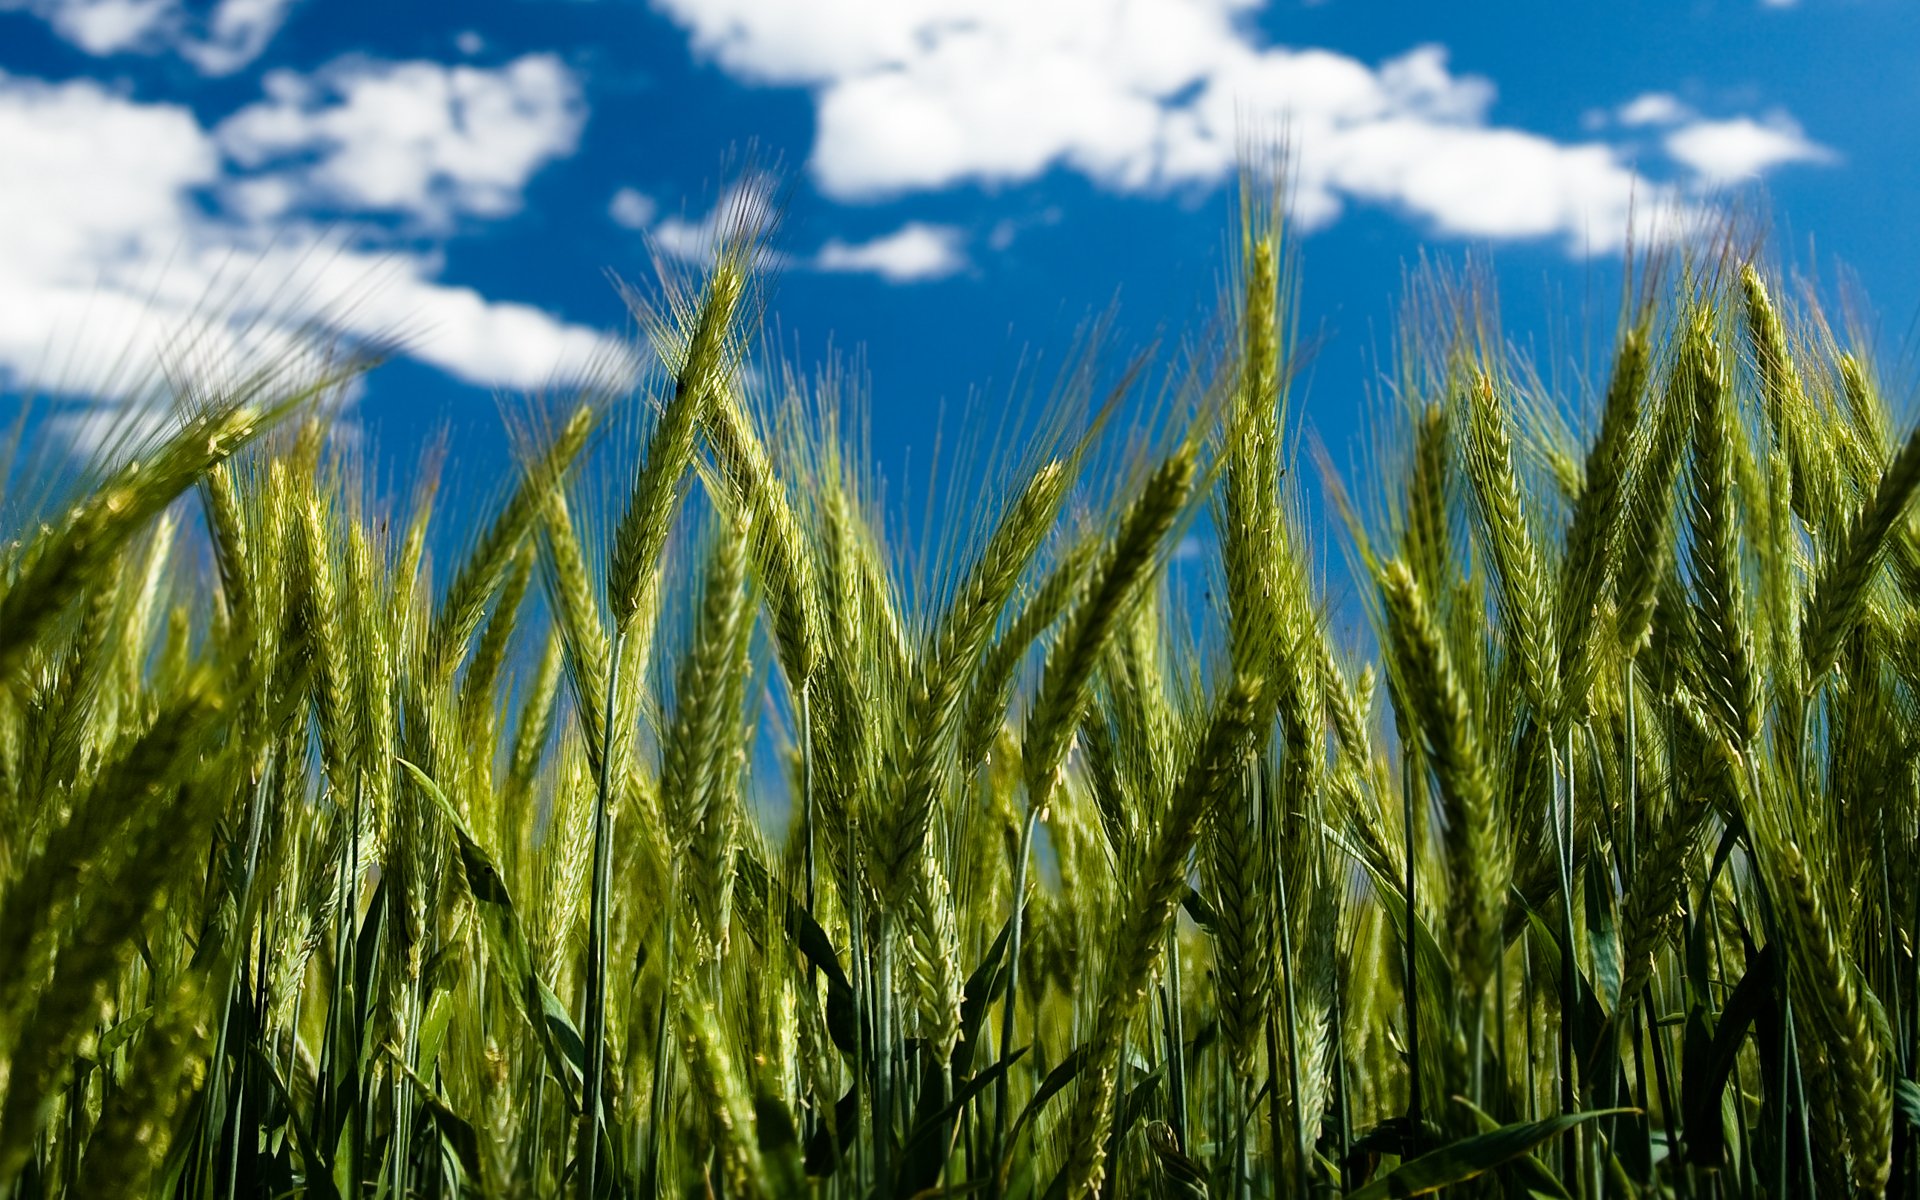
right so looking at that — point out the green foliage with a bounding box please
[0,181,1916,1200]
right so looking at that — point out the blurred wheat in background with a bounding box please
[0,172,1915,1199]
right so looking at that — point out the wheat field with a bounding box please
[0,182,1915,1198]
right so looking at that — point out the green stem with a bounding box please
[1163,924,1187,1149]
[1275,835,1306,1200]
[846,826,871,1197]
[874,906,895,1197]
[801,681,816,921]
[989,806,1041,1199]
[1556,727,1582,1197]
[580,629,626,1199]
[1401,744,1422,1130]
[647,868,678,1198]
[1777,994,1794,1197]
[209,753,274,1200]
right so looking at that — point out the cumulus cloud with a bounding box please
[217,54,585,229]
[0,65,622,397]
[1664,114,1835,183]
[652,0,1828,254]
[0,0,296,74]
[816,222,967,281]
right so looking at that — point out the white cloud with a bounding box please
[15,0,172,53]
[1616,91,1693,128]
[179,0,296,74]
[652,0,1826,254]
[1663,114,1835,183]
[455,29,484,56]
[217,54,585,229]
[816,222,967,281]
[0,66,623,397]
[0,0,295,74]
[1598,93,1834,189]
[609,186,658,230]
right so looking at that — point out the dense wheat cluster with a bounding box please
[2,184,1917,1199]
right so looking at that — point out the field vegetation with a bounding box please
[0,177,1917,1198]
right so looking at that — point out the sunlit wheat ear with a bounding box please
[539,730,596,983]
[202,460,254,631]
[1801,419,1920,687]
[1204,768,1270,1084]
[1740,263,1838,528]
[959,530,1097,775]
[1460,366,1558,722]
[1678,305,1761,747]
[1058,674,1264,1199]
[664,514,753,961]
[1770,837,1893,1196]
[900,858,964,1057]
[540,486,611,756]
[877,458,1070,900]
[459,537,536,749]
[1558,315,1651,710]
[506,625,566,812]
[345,516,396,828]
[1218,185,1293,680]
[1023,451,1195,808]
[1376,558,1502,1001]
[1611,341,1693,665]
[0,402,267,683]
[703,387,820,691]
[1833,351,1895,479]
[428,402,594,684]
[292,490,352,786]
[609,260,746,643]
[1400,400,1454,607]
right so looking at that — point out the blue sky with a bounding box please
[2,0,1915,569]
